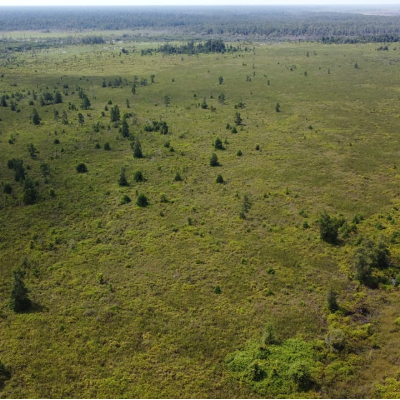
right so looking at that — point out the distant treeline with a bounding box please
[1,6,400,43]
[146,39,238,55]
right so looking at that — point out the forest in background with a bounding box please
[1,6,400,43]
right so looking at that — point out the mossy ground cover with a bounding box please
[1,40,400,397]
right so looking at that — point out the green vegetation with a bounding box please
[2,15,400,397]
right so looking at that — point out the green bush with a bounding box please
[10,269,31,313]
[210,153,219,166]
[318,211,339,244]
[121,195,131,204]
[134,170,144,182]
[136,193,149,207]
[226,338,317,396]
[76,163,88,173]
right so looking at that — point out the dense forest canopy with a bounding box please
[1,6,400,42]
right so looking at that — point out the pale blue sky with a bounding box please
[1,0,399,6]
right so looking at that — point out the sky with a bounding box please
[1,0,399,6]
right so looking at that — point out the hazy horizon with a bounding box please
[1,1,400,7]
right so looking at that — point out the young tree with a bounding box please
[3,183,12,194]
[133,139,143,158]
[234,112,242,125]
[10,268,31,313]
[27,143,39,159]
[201,97,208,109]
[78,113,84,126]
[118,166,128,186]
[40,163,50,178]
[22,178,38,205]
[219,76,224,85]
[76,163,88,173]
[81,94,91,110]
[54,91,63,104]
[136,193,149,207]
[1,95,7,107]
[327,288,339,313]
[150,74,155,83]
[110,105,120,122]
[0,360,11,385]
[275,102,281,112]
[31,108,41,125]
[134,170,144,182]
[214,137,224,150]
[218,93,225,104]
[216,174,224,184]
[61,111,68,125]
[121,117,129,138]
[318,211,338,244]
[210,153,219,166]
[164,95,170,107]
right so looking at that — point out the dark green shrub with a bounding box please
[104,142,111,151]
[10,268,31,313]
[118,167,128,186]
[76,163,88,173]
[121,195,131,204]
[3,183,12,194]
[214,137,224,150]
[174,172,183,181]
[210,153,219,167]
[318,211,339,244]
[237,150,243,156]
[136,193,149,207]
[216,174,224,184]
[134,170,144,182]
[327,288,339,313]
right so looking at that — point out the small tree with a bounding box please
[121,117,129,138]
[54,91,63,104]
[27,143,39,159]
[327,288,339,313]
[318,211,339,244]
[164,95,170,107]
[104,142,111,151]
[10,269,31,313]
[22,178,38,205]
[118,166,128,186]
[201,97,208,109]
[150,74,155,83]
[234,112,242,125]
[219,76,224,85]
[31,108,41,125]
[218,93,225,104]
[174,171,183,181]
[78,113,84,126]
[136,193,149,207]
[214,137,224,150]
[0,360,11,385]
[81,94,91,110]
[216,174,224,184]
[3,183,12,194]
[133,139,143,158]
[76,163,88,173]
[40,163,50,178]
[134,170,144,182]
[110,105,120,122]
[275,102,280,112]
[210,153,219,167]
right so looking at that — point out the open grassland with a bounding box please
[1,40,400,398]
